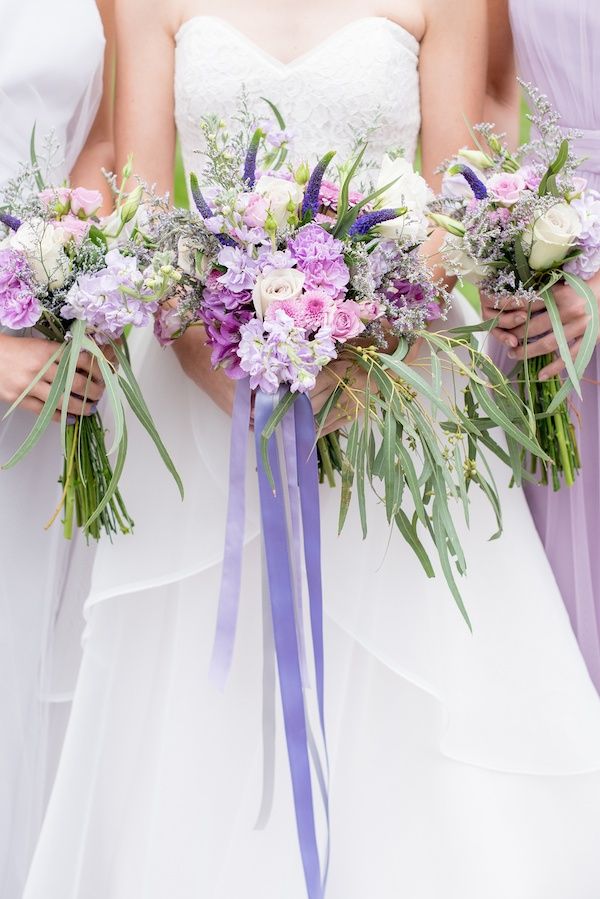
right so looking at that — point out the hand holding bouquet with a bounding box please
[432,84,600,488]
[0,155,182,539]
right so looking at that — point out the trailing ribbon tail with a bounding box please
[254,389,327,899]
[209,379,252,688]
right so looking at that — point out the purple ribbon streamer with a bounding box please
[254,389,325,899]
[209,379,252,688]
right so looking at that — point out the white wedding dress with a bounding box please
[0,2,104,897]
[24,17,600,899]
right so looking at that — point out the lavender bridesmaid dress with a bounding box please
[506,0,600,690]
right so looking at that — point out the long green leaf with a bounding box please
[547,272,600,412]
[395,509,435,578]
[541,286,581,400]
[118,376,184,499]
[82,337,124,456]
[432,498,472,630]
[383,411,397,522]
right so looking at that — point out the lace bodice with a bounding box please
[174,16,421,178]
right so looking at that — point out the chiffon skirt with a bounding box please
[0,405,93,899]
[24,300,600,898]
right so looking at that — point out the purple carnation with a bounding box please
[386,278,442,322]
[62,249,158,341]
[289,223,349,299]
[0,248,41,329]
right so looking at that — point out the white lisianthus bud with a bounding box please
[429,212,466,237]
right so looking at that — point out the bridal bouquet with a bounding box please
[135,104,546,899]
[432,85,600,489]
[0,157,182,540]
[144,106,544,612]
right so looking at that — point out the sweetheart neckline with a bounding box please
[174,14,420,71]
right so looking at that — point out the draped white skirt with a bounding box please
[24,298,600,898]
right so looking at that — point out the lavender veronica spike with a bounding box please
[302,151,336,219]
[189,173,236,247]
[349,208,403,236]
[243,129,263,189]
[189,173,215,219]
[454,165,488,200]
[0,213,22,232]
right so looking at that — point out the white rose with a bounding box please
[10,218,70,289]
[252,268,305,319]
[444,236,492,284]
[255,175,305,228]
[523,202,582,271]
[375,155,433,242]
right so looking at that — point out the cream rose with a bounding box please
[252,267,305,319]
[10,218,70,289]
[523,202,581,271]
[376,155,432,242]
[254,175,305,228]
[444,236,492,283]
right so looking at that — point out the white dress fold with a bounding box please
[0,2,105,895]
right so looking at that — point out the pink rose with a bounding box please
[71,187,103,217]
[242,193,269,229]
[57,214,91,244]
[39,187,72,213]
[356,299,385,322]
[154,305,183,347]
[328,301,365,342]
[487,172,526,206]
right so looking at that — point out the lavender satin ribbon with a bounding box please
[254,389,326,899]
[209,379,251,688]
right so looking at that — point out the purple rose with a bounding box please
[328,301,365,342]
[0,248,41,329]
[289,223,350,299]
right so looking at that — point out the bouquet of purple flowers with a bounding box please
[0,156,182,539]
[432,85,600,489]
[136,104,547,899]
[144,103,544,612]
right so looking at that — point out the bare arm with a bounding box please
[70,0,116,211]
[484,0,519,147]
[114,0,235,413]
